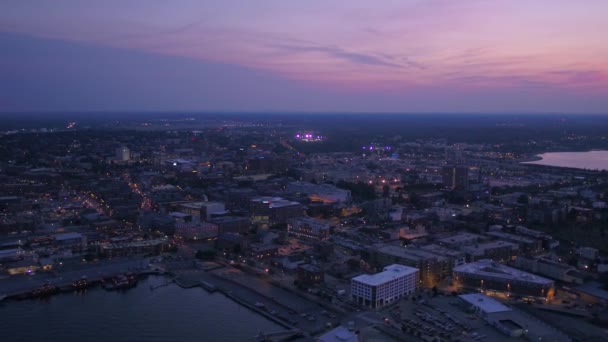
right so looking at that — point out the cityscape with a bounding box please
[2,2,608,342]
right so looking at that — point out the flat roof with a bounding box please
[574,281,608,301]
[54,232,83,240]
[352,264,419,286]
[454,259,553,285]
[459,293,512,314]
[438,233,483,244]
[485,231,536,243]
[180,201,224,209]
[461,240,518,255]
[318,326,358,342]
[375,244,448,262]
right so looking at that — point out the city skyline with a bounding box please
[1,1,608,113]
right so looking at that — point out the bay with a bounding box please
[522,151,608,171]
[0,275,284,342]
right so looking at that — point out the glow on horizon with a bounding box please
[1,0,607,112]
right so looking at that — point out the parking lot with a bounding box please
[379,295,517,342]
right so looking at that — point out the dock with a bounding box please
[200,281,218,292]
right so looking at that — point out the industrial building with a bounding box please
[454,259,554,299]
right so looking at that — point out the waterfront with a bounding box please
[523,150,608,170]
[0,275,284,342]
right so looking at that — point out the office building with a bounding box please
[351,264,419,309]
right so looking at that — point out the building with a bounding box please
[287,181,352,204]
[369,244,450,287]
[250,196,304,227]
[438,233,485,249]
[249,243,279,260]
[514,256,584,284]
[461,241,518,262]
[287,217,330,241]
[115,147,130,161]
[179,202,226,220]
[317,326,358,342]
[453,259,555,299]
[0,247,25,261]
[485,231,543,255]
[208,216,251,234]
[175,222,219,240]
[459,293,512,316]
[54,232,87,253]
[351,264,419,308]
[100,239,169,258]
[419,244,466,268]
[458,293,571,341]
[442,165,469,190]
[296,264,325,285]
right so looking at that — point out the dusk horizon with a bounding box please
[3,3,608,342]
[2,1,608,113]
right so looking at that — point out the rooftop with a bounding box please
[438,233,484,245]
[251,196,302,208]
[317,326,358,342]
[54,232,83,241]
[459,293,512,314]
[375,244,447,262]
[461,240,518,255]
[180,201,224,209]
[352,264,419,286]
[454,259,553,285]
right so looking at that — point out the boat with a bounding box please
[31,281,59,298]
[102,273,138,291]
[0,294,7,302]
[72,276,89,290]
[254,302,266,309]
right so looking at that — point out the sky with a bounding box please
[1,0,607,113]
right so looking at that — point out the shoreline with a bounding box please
[520,150,608,171]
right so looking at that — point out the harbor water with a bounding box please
[0,275,284,342]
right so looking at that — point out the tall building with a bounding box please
[116,147,130,161]
[442,165,469,190]
[351,264,419,309]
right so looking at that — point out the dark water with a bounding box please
[0,276,284,342]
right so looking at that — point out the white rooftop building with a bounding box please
[459,293,512,315]
[351,264,419,309]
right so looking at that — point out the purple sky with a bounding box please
[1,0,607,113]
